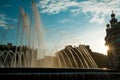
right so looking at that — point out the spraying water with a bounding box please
[32,2,45,59]
[20,7,30,47]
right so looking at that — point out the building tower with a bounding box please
[105,11,120,69]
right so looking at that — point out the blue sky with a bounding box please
[0,0,120,56]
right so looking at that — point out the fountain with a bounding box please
[0,2,98,68]
[53,45,98,68]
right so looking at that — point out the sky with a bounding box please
[0,0,120,56]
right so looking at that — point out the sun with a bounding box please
[100,45,109,55]
[102,45,109,55]
[105,46,109,51]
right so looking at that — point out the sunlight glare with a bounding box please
[105,46,109,51]
[99,45,109,55]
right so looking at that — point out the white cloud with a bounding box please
[0,14,7,28]
[90,13,105,24]
[38,0,120,24]
[0,14,17,29]
[0,23,6,27]
[38,0,79,14]
[59,18,72,24]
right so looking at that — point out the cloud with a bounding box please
[90,13,105,24]
[38,0,79,14]
[37,0,120,24]
[0,14,17,29]
[59,18,72,24]
[0,14,7,28]
[3,17,17,22]
[0,23,7,27]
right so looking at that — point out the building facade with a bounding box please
[105,11,120,69]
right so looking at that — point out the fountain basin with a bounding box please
[0,68,120,80]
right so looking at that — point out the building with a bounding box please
[105,11,120,69]
[90,52,108,68]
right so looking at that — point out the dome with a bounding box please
[106,24,110,27]
[111,13,115,17]
[111,10,115,17]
